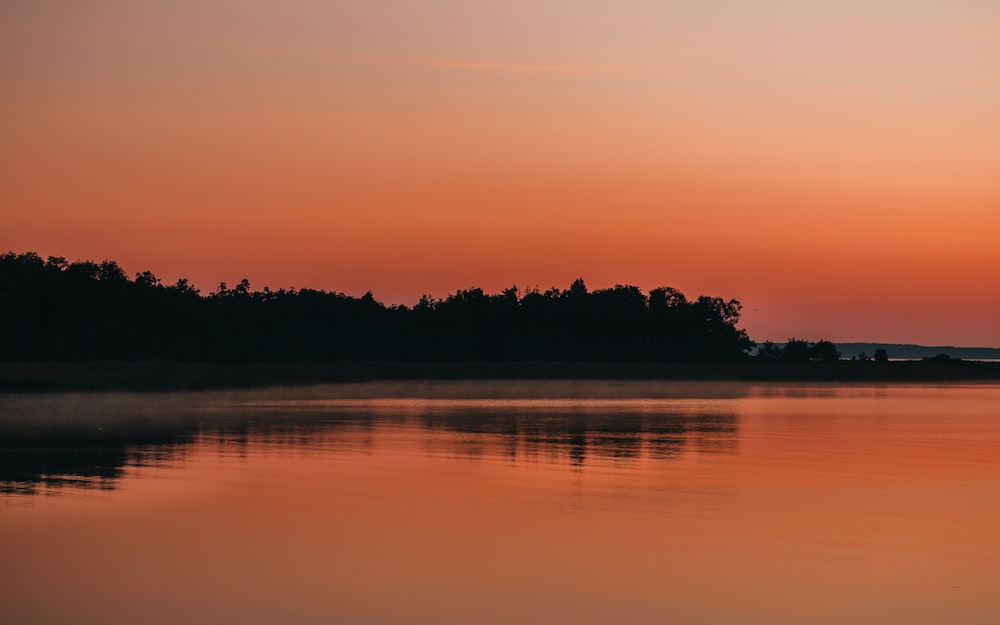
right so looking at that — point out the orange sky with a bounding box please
[2,1,999,345]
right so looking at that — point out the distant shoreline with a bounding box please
[3,360,1000,393]
[833,343,1000,361]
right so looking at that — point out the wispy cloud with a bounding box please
[371,56,612,74]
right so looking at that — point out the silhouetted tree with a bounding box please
[1,251,758,363]
[756,342,784,360]
[781,338,813,363]
[924,353,956,362]
[810,340,841,362]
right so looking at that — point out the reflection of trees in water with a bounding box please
[203,410,380,452]
[417,409,739,467]
[1,405,738,495]
[0,394,205,495]
[0,408,384,495]
[1,437,197,496]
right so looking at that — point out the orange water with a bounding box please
[2,382,999,624]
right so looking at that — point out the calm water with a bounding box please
[2,381,999,625]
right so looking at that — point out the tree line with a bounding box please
[1,251,759,362]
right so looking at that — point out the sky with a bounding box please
[2,0,999,345]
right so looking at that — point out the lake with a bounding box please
[2,381,999,625]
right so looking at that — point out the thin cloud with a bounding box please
[374,56,612,74]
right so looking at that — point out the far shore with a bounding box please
[2,360,1000,393]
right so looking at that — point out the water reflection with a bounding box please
[417,406,737,465]
[0,383,742,496]
[4,383,1000,625]
[0,393,199,495]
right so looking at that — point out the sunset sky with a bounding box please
[2,1,998,345]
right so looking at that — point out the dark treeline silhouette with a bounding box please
[1,251,754,362]
[755,338,842,363]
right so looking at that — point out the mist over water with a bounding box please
[1,381,744,495]
[2,381,999,624]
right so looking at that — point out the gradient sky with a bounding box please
[2,1,998,344]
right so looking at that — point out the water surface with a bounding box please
[2,381,999,624]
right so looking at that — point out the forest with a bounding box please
[1,251,755,362]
